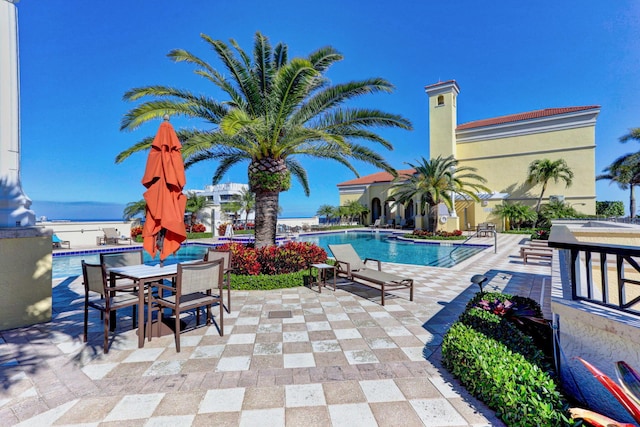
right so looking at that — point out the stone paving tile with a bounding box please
[0,234,551,426]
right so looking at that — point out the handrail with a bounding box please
[549,234,640,316]
[449,230,498,261]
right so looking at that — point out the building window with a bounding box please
[437,95,444,106]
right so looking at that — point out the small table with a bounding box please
[309,263,336,293]
[108,263,181,348]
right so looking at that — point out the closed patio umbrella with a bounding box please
[141,116,186,262]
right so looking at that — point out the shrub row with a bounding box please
[442,292,572,426]
[405,229,466,240]
[229,269,310,290]
[216,241,327,276]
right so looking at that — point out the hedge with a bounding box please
[442,292,573,426]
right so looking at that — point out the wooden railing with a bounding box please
[549,226,640,316]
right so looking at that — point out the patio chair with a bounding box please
[328,244,413,305]
[368,218,381,228]
[52,233,70,249]
[82,261,139,353]
[150,260,224,352]
[100,250,144,325]
[103,227,132,245]
[205,248,232,313]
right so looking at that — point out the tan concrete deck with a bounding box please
[1,233,551,426]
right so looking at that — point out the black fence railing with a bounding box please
[550,229,640,316]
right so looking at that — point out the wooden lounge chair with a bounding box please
[520,246,553,264]
[52,234,70,249]
[103,227,132,245]
[328,244,413,305]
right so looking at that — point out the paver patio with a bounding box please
[1,233,551,426]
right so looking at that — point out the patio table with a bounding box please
[108,263,180,348]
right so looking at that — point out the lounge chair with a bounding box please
[103,227,132,245]
[328,244,413,305]
[368,219,381,228]
[52,234,70,249]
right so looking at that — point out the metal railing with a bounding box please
[550,230,640,316]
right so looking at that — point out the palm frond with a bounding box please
[292,78,396,125]
[285,158,310,196]
[318,108,413,131]
[307,46,343,72]
[115,136,155,163]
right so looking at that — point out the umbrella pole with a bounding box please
[157,228,166,267]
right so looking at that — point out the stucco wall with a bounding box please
[552,298,640,424]
[456,126,596,212]
[43,220,134,248]
[0,227,52,330]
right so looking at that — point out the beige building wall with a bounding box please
[337,80,598,229]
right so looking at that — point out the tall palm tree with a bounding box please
[526,158,574,217]
[117,32,412,248]
[344,200,368,224]
[123,199,146,221]
[185,192,213,228]
[239,187,255,228]
[391,156,489,232]
[597,152,640,218]
[316,204,334,224]
[493,201,537,231]
[619,128,640,143]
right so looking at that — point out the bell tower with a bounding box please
[425,80,459,159]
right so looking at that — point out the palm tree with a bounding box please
[526,159,574,219]
[123,199,146,221]
[239,187,255,229]
[222,199,243,225]
[391,156,490,232]
[185,192,213,229]
[596,152,640,218]
[619,128,640,143]
[344,200,368,224]
[316,204,334,224]
[117,32,412,248]
[493,202,537,230]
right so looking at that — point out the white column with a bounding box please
[0,0,34,227]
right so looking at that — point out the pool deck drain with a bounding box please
[268,310,292,319]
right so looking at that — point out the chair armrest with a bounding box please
[334,260,351,275]
[110,283,139,292]
[364,258,382,271]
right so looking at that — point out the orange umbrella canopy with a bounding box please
[141,118,187,260]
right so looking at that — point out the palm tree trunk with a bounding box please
[630,185,636,218]
[430,204,438,232]
[254,190,279,248]
[533,182,548,227]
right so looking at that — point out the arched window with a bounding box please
[437,95,444,106]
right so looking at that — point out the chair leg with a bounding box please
[219,298,224,337]
[103,310,110,354]
[83,301,89,343]
[226,284,231,313]
[175,308,181,352]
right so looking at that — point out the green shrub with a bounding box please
[442,322,572,426]
[465,292,543,317]
[458,308,546,367]
[186,231,213,239]
[230,270,310,290]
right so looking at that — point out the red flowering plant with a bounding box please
[130,226,143,239]
[215,241,327,276]
[189,223,206,233]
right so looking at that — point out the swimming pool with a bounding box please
[52,245,210,279]
[298,231,488,268]
[52,232,488,278]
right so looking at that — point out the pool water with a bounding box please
[298,231,488,268]
[52,245,209,279]
[52,232,489,278]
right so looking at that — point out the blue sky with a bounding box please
[15,0,640,219]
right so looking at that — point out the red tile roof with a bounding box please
[456,106,600,130]
[337,169,415,186]
[424,80,457,90]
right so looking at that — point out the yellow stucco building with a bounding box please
[337,80,600,231]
